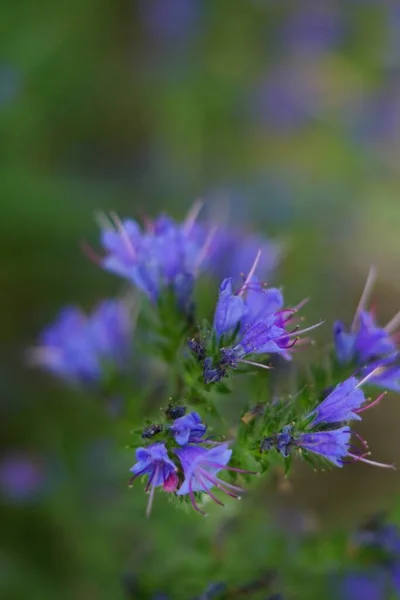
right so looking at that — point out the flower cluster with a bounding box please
[129,411,254,516]
[190,252,320,384]
[30,299,133,386]
[31,205,397,524]
[261,372,393,470]
[333,267,400,391]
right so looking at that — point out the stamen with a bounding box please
[94,210,114,231]
[239,359,273,370]
[183,199,204,235]
[194,224,218,273]
[347,453,395,470]
[189,476,207,516]
[356,366,386,388]
[237,249,262,297]
[215,477,245,494]
[109,211,137,259]
[199,469,239,499]
[80,240,104,266]
[146,466,159,518]
[356,392,387,414]
[351,431,369,452]
[283,321,324,339]
[196,473,225,506]
[351,266,377,332]
[204,461,258,475]
[384,309,400,334]
[128,465,149,485]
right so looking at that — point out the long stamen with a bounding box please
[239,359,273,370]
[94,210,114,231]
[356,366,386,388]
[199,469,239,499]
[351,431,369,452]
[347,452,395,470]
[189,476,207,516]
[205,462,258,475]
[351,266,377,332]
[146,466,159,518]
[356,392,387,414]
[215,477,245,494]
[183,199,203,234]
[80,240,104,266]
[196,473,224,506]
[128,466,149,486]
[282,321,324,340]
[194,224,218,273]
[109,211,137,259]
[237,249,262,297]
[384,309,400,334]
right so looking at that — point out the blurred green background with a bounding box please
[2,1,400,598]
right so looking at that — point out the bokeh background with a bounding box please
[2,1,400,598]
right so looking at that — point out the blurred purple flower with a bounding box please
[195,222,281,282]
[139,0,200,44]
[338,570,389,600]
[31,299,133,386]
[333,268,400,391]
[251,66,313,132]
[284,4,343,56]
[0,453,45,502]
[97,209,217,309]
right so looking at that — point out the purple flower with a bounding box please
[97,208,217,309]
[31,299,132,386]
[205,257,319,382]
[269,372,394,469]
[174,443,254,515]
[333,268,400,390]
[195,222,281,283]
[338,570,390,600]
[296,427,352,468]
[129,443,178,516]
[307,377,365,427]
[0,453,45,502]
[284,5,343,57]
[170,411,206,445]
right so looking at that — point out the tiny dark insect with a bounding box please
[165,403,186,420]
[141,424,164,439]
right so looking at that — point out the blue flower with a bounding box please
[31,300,132,386]
[269,373,395,470]
[333,268,400,391]
[204,260,320,383]
[174,443,254,515]
[195,221,281,283]
[170,411,206,445]
[338,570,390,600]
[307,377,365,427]
[295,427,352,468]
[129,443,178,517]
[98,209,214,308]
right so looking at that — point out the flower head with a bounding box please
[307,377,365,427]
[174,443,254,515]
[97,207,216,309]
[30,300,132,386]
[170,411,207,445]
[266,372,394,470]
[333,267,400,390]
[202,253,320,383]
[129,443,177,517]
